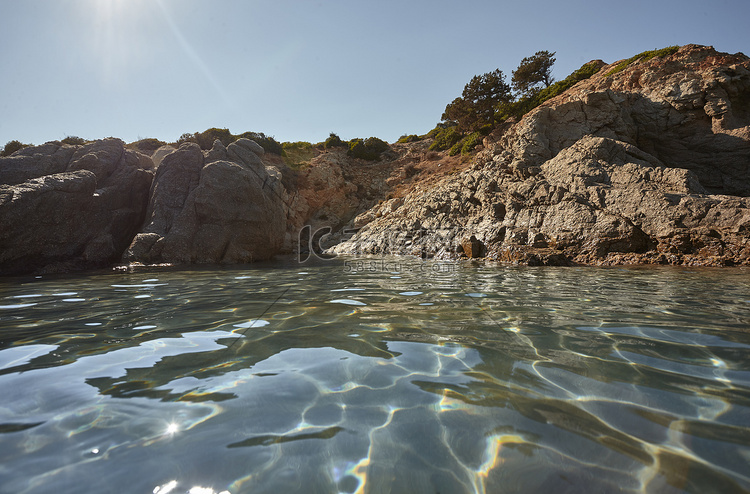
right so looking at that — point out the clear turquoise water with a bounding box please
[1,258,749,494]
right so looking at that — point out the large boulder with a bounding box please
[0,139,154,275]
[124,139,287,264]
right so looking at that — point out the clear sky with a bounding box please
[1,0,748,147]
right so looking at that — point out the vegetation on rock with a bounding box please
[497,60,603,121]
[1,140,30,156]
[511,50,556,97]
[177,128,284,155]
[429,125,462,152]
[61,136,87,146]
[441,69,512,133]
[128,138,167,154]
[605,46,679,76]
[397,134,422,144]
[347,137,389,161]
[433,50,610,153]
[324,132,347,149]
[282,141,316,168]
[455,130,486,156]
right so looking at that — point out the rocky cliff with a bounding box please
[333,45,750,266]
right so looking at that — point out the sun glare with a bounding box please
[93,0,130,21]
[84,0,151,84]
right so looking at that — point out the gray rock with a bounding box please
[226,138,265,170]
[151,145,177,168]
[125,139,286,264]
[0,139,154,275]
[0,142,76,186]
[204,139,228,164]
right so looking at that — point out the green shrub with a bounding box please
[1,140,30,157]
[195,128,233,149]
[324,132,346,149]
[364,137,388,153]
[461,131,484,155]
[347,137,389,161]
[397,134,421,143]
[429,126,462,152]
[496,60,603,121]
[176,133,198,146]
[442,69,512,132]
[174,128,284,155]
[282,141,316,168]
[606,46,679,76]
[449,140,463,156]
[236,131,283,155]
[61,136,86,146]
[425,122,455,139]
[129,138,167,153]
[426,127,442,139]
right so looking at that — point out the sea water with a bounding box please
[0,257,749,493]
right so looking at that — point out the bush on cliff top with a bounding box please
[282,141,317,168]
[442,69,513,133]
[496,60,603,121]
[429,126,462,152]
[397,134,422,144]
[606,46,680,76]
[236,131,283,155]
[428,45,677,157]
[176,128,284,155]
[324,132,347,149]
[347,137,389,161]
[61,136,87,146]
[1,140,30,157]
[128,138,167,153]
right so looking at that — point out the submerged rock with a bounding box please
[124,139,287,264]
[0,139,154,275]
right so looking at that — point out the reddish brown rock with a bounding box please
[461,235,484,258]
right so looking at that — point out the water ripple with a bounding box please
[0,261,748,493]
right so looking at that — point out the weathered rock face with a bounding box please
[334,45,750,266]
[495,45,750,196]
[124,139,287,264]
[0,139,154,275]
[151,145,177,168]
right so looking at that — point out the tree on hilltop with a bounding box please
[511,50,556,97]
[441,69,512,132]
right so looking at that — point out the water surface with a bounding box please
[1,258,749,493]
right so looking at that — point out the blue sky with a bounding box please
[1,0,748,147]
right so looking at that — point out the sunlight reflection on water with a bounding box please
[0,259,748,493]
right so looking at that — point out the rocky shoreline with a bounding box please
[1,44,749,275]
